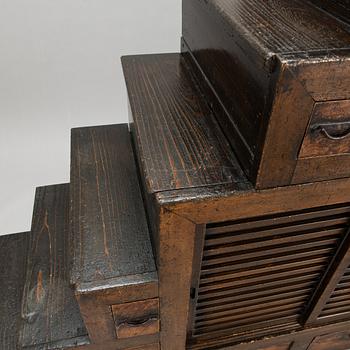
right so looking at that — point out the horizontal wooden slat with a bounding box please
[201,246,334,275]
[198,274,320,298]
[195,296,306,322]
[318,263,350,320]
[205,221,347,248]
[202,240,337,266]
[323,299,350,311]
[200,257,329,285]
[206,205,350,235]
[194,310,301,334]
[193,204,350,342]
[204,229,343,257]
[197,283,314,308]
[199,264,326,293]
[320,307,350,317]
[192,316,299,341]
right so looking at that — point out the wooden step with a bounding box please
[19,184,89,349]
[70,124,159,346]
[0,232,29,350]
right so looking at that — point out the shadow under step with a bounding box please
[19,184,89,349]
[70,124,159,347]
[0,232,29,350]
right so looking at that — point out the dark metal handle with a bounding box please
[118,317,158,328]
[315,122,350,140]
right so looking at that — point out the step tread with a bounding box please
[20,184,89,349]
[0,232,29,350]
[70,124,157,291]
[122,53,250,194]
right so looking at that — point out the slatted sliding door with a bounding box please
[318,265,350,320]
[188,203,350,348]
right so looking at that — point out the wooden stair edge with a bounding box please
[70,123,157,294]
[19,184,89,350]
[0,232,29,350]
[70,124,159,345]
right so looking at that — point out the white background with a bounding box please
[0,0,181,235]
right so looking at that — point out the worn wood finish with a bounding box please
[20,184,89,349]
[70,124,155,286]
[299,100,350,158]
[305,228,350,325]
[71,341,160,350]
[217,321,350,350]
[124,52,350,349]
[112,299,159,339]
[183,0,350,188]
[121,53,249,194]
[307,331,350,350]
[0,232,28,350]
[70,124,158,345]
[190,204,349,343]
[308,0,350,26]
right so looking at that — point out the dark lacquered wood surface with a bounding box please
[20,184,89,349]
[70,124,156,287]
[0,232,28,350]
[183,0,350,189]
[122,53,249,194]
[309,0,350,27]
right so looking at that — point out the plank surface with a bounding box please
[206,0,350,56]
[70,124,156,288]
[308,0,350,27]
[0,232,29,350]
[20,184,89,349]
[122,53,249,194]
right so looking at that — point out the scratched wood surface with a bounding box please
[0,232,28,350]
[308,0,350,27]
[70,124,156,287]
[122,53,249,194]
[20,184,89,349]
[183,0,350,188]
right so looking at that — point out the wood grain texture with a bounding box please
[0,232,29,350]
[112,299,159,339]
[152,176,350,349]
[307,331,350,350]
[308,0,350,27]
[188,320,350,349]
[70,124,158,345]
[299,100,350,158]
[158,211,197,350]
[122,53,249,194]
[20,184,89,349]
[70,124,156,287]
[70,341,160,350]
[183,0,350,188]
[159,177,350,225]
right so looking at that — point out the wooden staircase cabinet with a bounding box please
[122,53,350,350]
[1,1,350,349]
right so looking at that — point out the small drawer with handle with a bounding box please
[299,100,350,159]
[112,298,160,339]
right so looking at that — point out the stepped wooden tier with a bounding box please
[1,1,350,349]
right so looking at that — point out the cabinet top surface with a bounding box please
[208,0,350,57]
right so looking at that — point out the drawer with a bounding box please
[299,100,350,158]
[112,299,160,339]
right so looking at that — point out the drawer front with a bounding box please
[112,299,160,339]
[299,100,350,159]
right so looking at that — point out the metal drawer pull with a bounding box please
[119,316,158,328]
[314,122,350,140]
